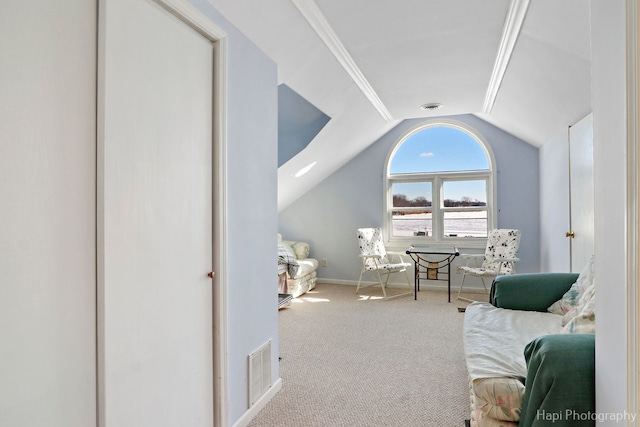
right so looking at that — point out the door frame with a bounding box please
[152,2,229,424]
[96,0,229,425]
[626,0,639,418]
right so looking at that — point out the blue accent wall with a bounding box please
[278,84,330,166]
[188,1,279,424]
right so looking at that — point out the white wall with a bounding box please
[0,1,97,425]
[279,114,540,289]
[590,0,630,420]
[539,128,571,272]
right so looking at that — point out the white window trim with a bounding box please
[383,119,497,250]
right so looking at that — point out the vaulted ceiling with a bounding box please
[206,0,592,210]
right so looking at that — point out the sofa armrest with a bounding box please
[519,334,595,427]
[490,273,579,311]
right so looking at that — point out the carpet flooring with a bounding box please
[248,283,488,427]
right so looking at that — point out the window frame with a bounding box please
[384,119,497,249]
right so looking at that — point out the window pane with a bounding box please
[443,180,487,207]
[392,182,431,207]
[391,183,432,237]
[392,211,432,237]
[390,126,489,174]
[443,211,487,238]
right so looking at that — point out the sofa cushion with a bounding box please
[290,258,318,279]
[464,302,563,381]
[471,377,524,423]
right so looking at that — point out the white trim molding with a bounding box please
[482,0,531,114]
[230,379,282,427]
[382,118,498,248]
[290,0,393,122]
[626,0,639,420]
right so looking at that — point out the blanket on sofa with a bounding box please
[463,302,563,381]
[278,243,299,277]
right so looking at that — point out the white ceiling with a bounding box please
[206,0,592,210]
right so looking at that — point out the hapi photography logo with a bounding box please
[537,409,637,423]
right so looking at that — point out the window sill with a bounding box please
[386,238,487,253]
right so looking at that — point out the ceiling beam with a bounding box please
[291,0,394,122]
[482,0,531,114]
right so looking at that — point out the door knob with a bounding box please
[565,231,575,238]
[208,272,215,279]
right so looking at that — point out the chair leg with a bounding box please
[357,267,412,300]
[403,269,412,291]
[356,266,366,293]
[480,277,488,294]
[457,273,468,300]
[458,273,490,302]
[377,269,388,299]
[382,270,412,300]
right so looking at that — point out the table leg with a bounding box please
[447,262,451,302]
[414,261,418,300]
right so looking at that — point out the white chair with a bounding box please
[356,227,412,299]
[456,229,521,301]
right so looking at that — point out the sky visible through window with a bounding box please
[390,126,489,200]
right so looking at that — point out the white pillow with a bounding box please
[562,284,595,333]
[548,256,595,315]
[292,242,310,259]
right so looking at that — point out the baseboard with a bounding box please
[316,277,487,293]
[231,377,282,427]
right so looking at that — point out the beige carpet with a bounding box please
[248,283,488,427]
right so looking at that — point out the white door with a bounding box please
[0,0,97,425]
[568,113,595,272]
[540,130,571,272]
[100,0,214,425]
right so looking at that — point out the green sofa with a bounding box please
[463,273,595,427]
[493,273,595,427]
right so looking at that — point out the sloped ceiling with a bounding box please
[278,84,331,167]
[206,0,592,211]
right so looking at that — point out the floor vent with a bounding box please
[249,339,272,406]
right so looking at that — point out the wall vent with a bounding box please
[248,340,272,406]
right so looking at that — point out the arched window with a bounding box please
[385,120,496,245]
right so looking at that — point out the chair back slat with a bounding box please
[357,227,390,270]
[482,229,521,274]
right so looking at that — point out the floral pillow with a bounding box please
[548,256,595,315]
[562,284,595,333]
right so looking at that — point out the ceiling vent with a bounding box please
[420,103,443,111]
